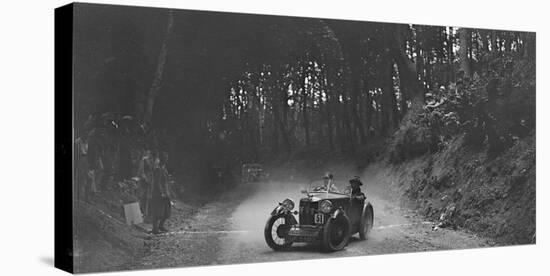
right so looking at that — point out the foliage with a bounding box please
[75,9,536,188]
[390,52,535,163]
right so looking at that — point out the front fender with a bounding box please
[270,205,285,216]
[331,208,346,219]
[270,206,297,224]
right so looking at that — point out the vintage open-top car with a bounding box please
[264,177,374,251]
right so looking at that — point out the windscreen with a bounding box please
[306,179,351,195]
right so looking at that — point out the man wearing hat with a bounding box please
[349,176,366,224]
[349,176,365,200]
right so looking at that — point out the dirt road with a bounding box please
[217,181,491,265]
[127,180,492,270]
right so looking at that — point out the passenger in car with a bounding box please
[349,177,365,200]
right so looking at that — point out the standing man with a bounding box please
[149,151,172,234]
[138,149,153,216]
[87,128,104,193]
[74,135,90,201]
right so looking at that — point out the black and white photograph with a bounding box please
[4,0,548,275]
[53,2,539,273]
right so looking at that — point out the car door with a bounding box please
[349,197,365,229]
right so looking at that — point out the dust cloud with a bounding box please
[229,180,305,243]
[226,163,411,246]
[227,163,378,244]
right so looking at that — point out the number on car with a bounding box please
[314,213,324,224]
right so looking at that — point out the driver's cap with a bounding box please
[323,172,333,179]
[350,176,362,185]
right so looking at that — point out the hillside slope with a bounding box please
[366,53,537,245]
[363,133,535,245]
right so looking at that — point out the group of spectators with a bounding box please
[74,113,174,234]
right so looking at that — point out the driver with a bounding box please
[323,173,332,188]
[316,173,339,192]
[349,176,366,200]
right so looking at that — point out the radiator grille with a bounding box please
[299,200,318,225]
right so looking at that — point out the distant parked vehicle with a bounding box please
[210,165,235,188]
[241,163,268,183]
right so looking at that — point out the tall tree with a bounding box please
[143,10,174,125]
[458,27,472,78]
[300,60,311,146]
[390,24,424,106]
[447,27,455,83]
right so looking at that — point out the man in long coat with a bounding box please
[138,149,153,215]
[148,152,172,234]
[74,136,89,201]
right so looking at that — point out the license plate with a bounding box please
[314,213,324,224]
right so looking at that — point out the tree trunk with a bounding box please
[271,92,280,155]
[351,70,366,144]
[333,88,346,153]
[322,65,335,150]
[425,50,433,93]
[280,83,291,154]
[342,92,354,152]
[381,58,395,134]
[143,10,174,126]
[504,32,512,52]
[491,30,497,52]
[414,27,426,93]
[458,27,472,79]
[300,64,310,147]
[325,97,335,150]
[362,67,374,138]
[447,27,455,84]
[522,32,535,59]
[480,29,489,52]
[391,24,423,106]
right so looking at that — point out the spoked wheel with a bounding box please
[322,214,351,252]
[359,204,374,240]
[264,214,294,251]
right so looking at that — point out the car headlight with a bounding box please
[319,200,333,213]
[281,198,294,211]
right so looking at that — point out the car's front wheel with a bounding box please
[322,213,351,252]
[264,214,294,251]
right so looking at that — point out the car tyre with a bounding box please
[359,203,374,240]
[322,213,351,252]
[264,214,294,251]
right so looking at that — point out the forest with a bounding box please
[69,5,537,272]
[74,4,535,195]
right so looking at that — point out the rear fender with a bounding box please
[361,202,374,221]
[362,202,373,215]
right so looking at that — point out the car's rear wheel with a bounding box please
[322,213,351,252]
[264,214,294,251]
[359,204,374,240]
